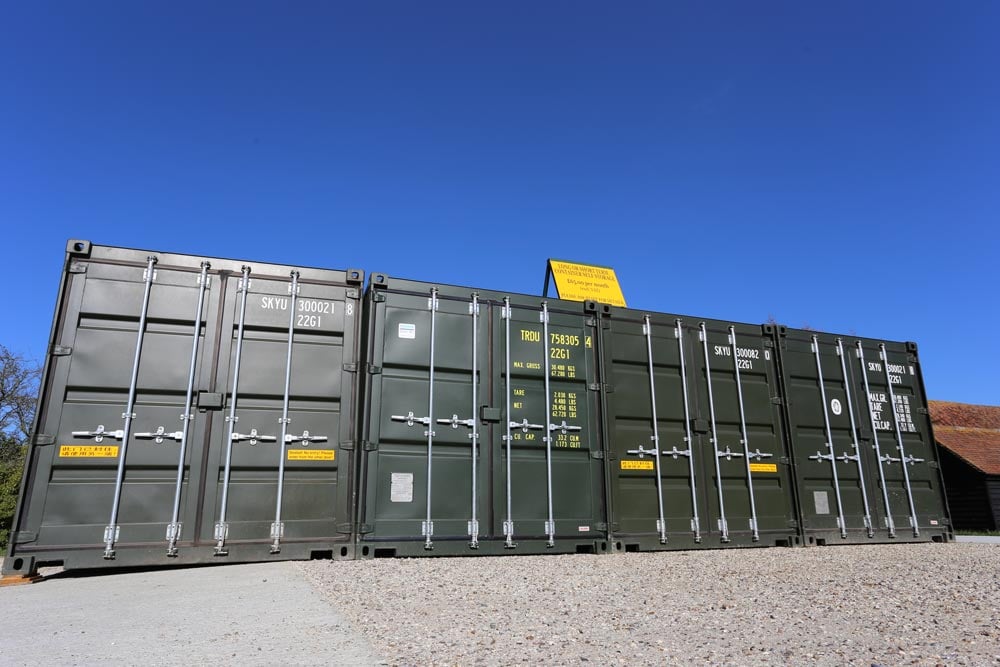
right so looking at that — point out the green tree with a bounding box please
[0,346,40,553]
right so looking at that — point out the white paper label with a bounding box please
[390,472,413,502]
[398,323,416,339]
[813,490,830,515]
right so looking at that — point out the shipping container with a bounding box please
[3,241,362,576]
[773,327,952,544]
[4,240,954,577]
[355,275,609,557]
[600,308,799,552]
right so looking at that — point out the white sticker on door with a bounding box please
[813,491,830,515]
[398,323,416,339]
[831,398,842,416]
[390,472,414,502]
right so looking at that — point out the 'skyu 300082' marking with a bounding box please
[714,344,760,370]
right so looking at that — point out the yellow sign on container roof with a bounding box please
[547,259,626,307]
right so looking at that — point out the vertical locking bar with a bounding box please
[540,302,555,547]
[270,270,299,554]
[729,326,760,542]
[103,255,158,559]
[643,316,668,544]
[676,320,701,542]
[837,338,874,537]
[502,297,516,548]
[700,323,729,542]
[166,261,210,556]
[812,336,848,538]
[468,293,480,548]
[215,265,252,555]
[881,344,919,537]
[422,288,439,550]
[857,342,896,537]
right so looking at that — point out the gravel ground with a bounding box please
[298,543,1000,666]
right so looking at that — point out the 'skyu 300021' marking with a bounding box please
[260,296,335,329]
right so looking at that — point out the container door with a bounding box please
[603,313,705,550]
[11,256,216,559]
[776,330,877,544]
[199,269,357,555]
[692,320,797,546]
[848,339,951,541]
[495,300,604,550]
[358,288,489,551]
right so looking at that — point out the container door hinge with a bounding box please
[787,520,799,528]
[917,407,928,415]
[770,397,784,405]
[363,441,378,452]
[15,531,37,544]
[780,456,790,465]
[927,461,939,469]
[591,450,605,460]
[69,262,88,274]
[346,288,359,299]
[372,292,387,303]
[343,363,358,372]
[358,523,374,534]
[589,383,613,393]
[367,364,382,375]
[595,522,608,531]
[32,434,55,446]
[50,345,72,357]
[339,440,355,451]
[763,339,774,348]
[337,523,353,534]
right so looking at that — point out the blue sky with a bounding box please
[1,2,997,404]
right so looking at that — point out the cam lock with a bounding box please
[230,428,276,446]
[136,426,184,444]
[71,425,125,443]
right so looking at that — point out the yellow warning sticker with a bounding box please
[548,259,627,307]
[749,463,778,473]
[620,459,654,471]
[287,449,335,461]
[59,445,119,458]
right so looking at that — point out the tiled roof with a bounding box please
[929,401,1000,429]
[929,401,1000,475]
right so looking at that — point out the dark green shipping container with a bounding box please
[3,241,362,576]
[773,327,952,544]
[355,275,608,556]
